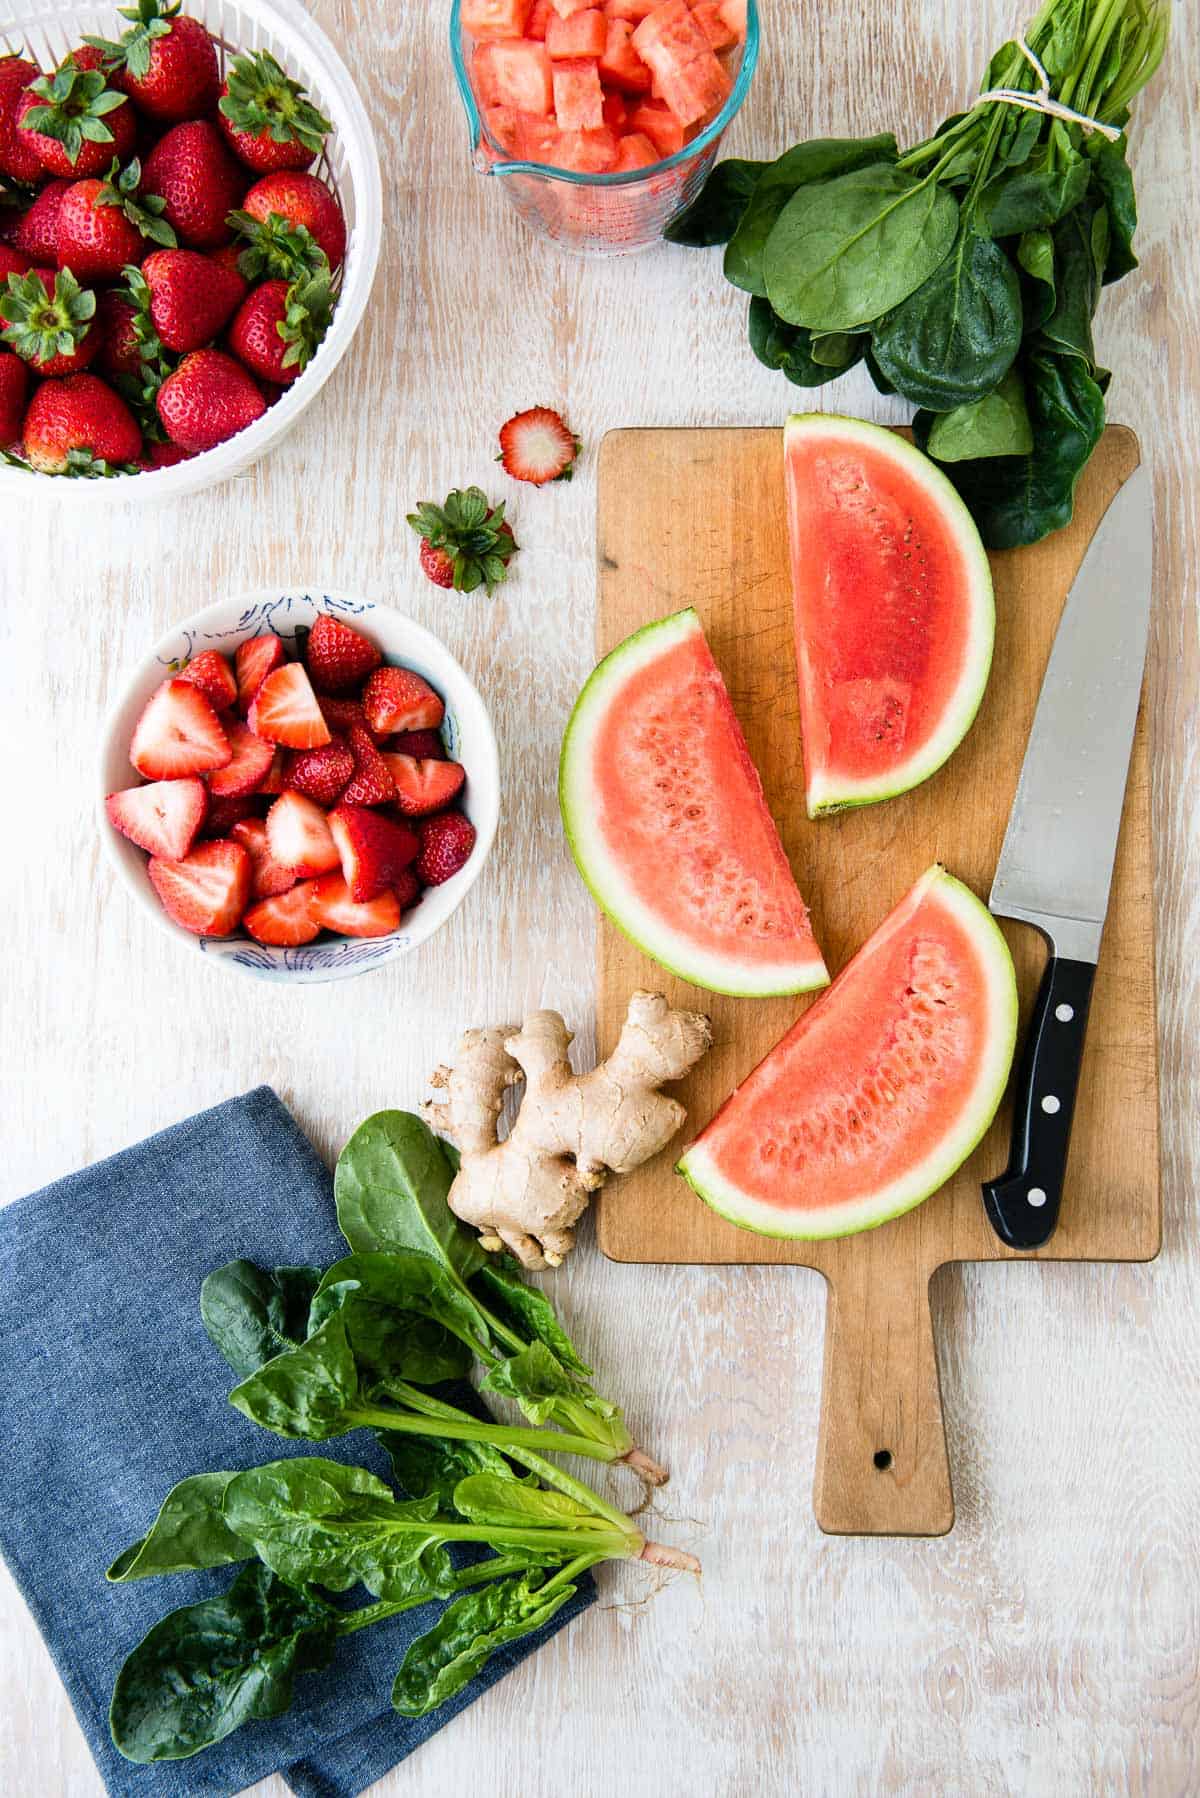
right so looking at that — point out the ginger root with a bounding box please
[422,991,712,1271]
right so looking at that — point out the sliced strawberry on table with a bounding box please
[394,867,423,912]
[235,634,285,711]
[308,872,401,938]
[244,880,321,946]
[105,776,207,859]
[382,753,466,819]
[231,817,297,899]
[341,723,397,806]
[178,648,237,711]
[497,406,581,485]
[390,728,444,760]
[328,804,419,903]
[202,792,261,837]
[416,811,477,886]
[146,838,250,937]
[130,677,232,779]
[266,789,341,876]
[208,718,277,798]
[305,612,383,693]
[362,666,445,736]
[286,735,353,806]
[248,662,331,749]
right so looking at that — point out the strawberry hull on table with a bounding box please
[464,0,747,175]
[0,5,345,476]
[105,615,478,949]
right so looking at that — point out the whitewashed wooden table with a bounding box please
[2,2,1197,1793]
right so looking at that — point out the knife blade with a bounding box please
[982,462,1153,1250]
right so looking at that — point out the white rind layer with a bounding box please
[677,868,1018,1237]
[785,415,996,817]
[559,607,829,998]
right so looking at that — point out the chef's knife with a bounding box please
[983,464,1153,1250]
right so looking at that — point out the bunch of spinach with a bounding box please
[667,0,1168,547]
[107,1110,693,1763]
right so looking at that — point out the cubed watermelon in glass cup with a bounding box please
[451,0,759,256]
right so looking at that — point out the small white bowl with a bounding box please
[97,589,500,984]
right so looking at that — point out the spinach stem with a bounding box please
[355,1401,620,1465]
[334,1554,534,1636]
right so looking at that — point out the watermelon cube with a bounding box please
[527,0,554,36]
[483,104,523,152]
[718,0,746,35]
[515,113,563,162]
[613,130,659,170]
[552,57,605,129]
[554,125,619,171]
[473,38,554,115]
[549,0,593,15]
[546,7,607,57]
[691,0,736,51]
[626,97,685,157]
[631,1,731,126]
[599,18,653,91]
[605,0,658,18]
[461,0,532,36]
[602,88,628,130]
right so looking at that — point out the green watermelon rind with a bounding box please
[785,414,996,819]
[559,607,830,999]
[676,868,1018,1238]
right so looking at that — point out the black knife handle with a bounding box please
[982,955,1097,1250]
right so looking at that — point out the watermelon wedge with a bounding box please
[785,414,994,817]
[559,607,828,997]
[678,865,1017,1237]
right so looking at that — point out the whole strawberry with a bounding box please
[407,488,519,596]
[218,50,332,175]
[228,266,331,384]
[0,349,27,445]
[10,180,70,264]
[1,267,97,375]
[0,246,29,281]
[416,811,477,886]
[23,370,141,473]
[56,157,176,282]
[239,170,346,269]
[304,614,382,694]
[156,346,264,451]
[86,1,219,125]
[134,248,245,353]
[16,56,135,178]
[141,120,247,250]
[0,56,44,183]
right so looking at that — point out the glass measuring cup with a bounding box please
[450,1,760,257]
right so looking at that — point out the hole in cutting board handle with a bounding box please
[873,1449,893,1471]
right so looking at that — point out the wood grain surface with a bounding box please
[595,425,1158,1537]
[1,0,1197,1794]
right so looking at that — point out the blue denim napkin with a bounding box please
[0,1088,594,1798]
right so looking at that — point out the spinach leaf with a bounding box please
[664,158,768,246]
[473,1255,592,1377]
[223,1458,454,1600]
[379,1430,513,1511]
[1040,200,1105,368]
[1018,228,1057,330]
[808,331,863,369]
[107,1473,248,1583]
[924,367,1034,462]
[452,1473,605,1533]
[746,296,854,387]
[391,1574,577,1719]
[723,135,898,295]
[764,164,960,332]
[1087,135,1137,281]
[110,1563,338,1763]
[871,225,1023,410]
[311,1252,483,1382]
[980,144,1090,236]
[201,1261,323,1378]
[229,1310,360,1440]
[481,1340,586,1421]
[335,1111,485,1281]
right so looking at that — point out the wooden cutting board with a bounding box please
[594,425,1160,1538]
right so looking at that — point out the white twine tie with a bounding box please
[977,32,1124,140]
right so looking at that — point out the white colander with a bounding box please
[0,0,381,499]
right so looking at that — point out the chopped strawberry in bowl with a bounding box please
[98,590,499,981]
[450,0,759,254]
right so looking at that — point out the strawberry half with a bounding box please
[178,648,236,711]
[497,406,581,485]
[341,723,396,807]
[390,728,444,760]
[305,613,382,694]
[208,718,277,798]
[231,817,297,899]
[308,872,401,938]
[235,634,285,711]
[265,790,340,876]
[248,662,331,749]
[105,776,207,859]
[286,735,353,806]
[328,804,419,903]
[382,753,466,819]
[362,667,444,736]
[244,880,321,946]
[318,695,383,743]
[147,838,250,937]
[130,677,231,779]
[416,811,477,886]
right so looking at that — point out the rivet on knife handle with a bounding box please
[982,955,1096,1249]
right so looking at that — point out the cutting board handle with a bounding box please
[813,1259,954,1537]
